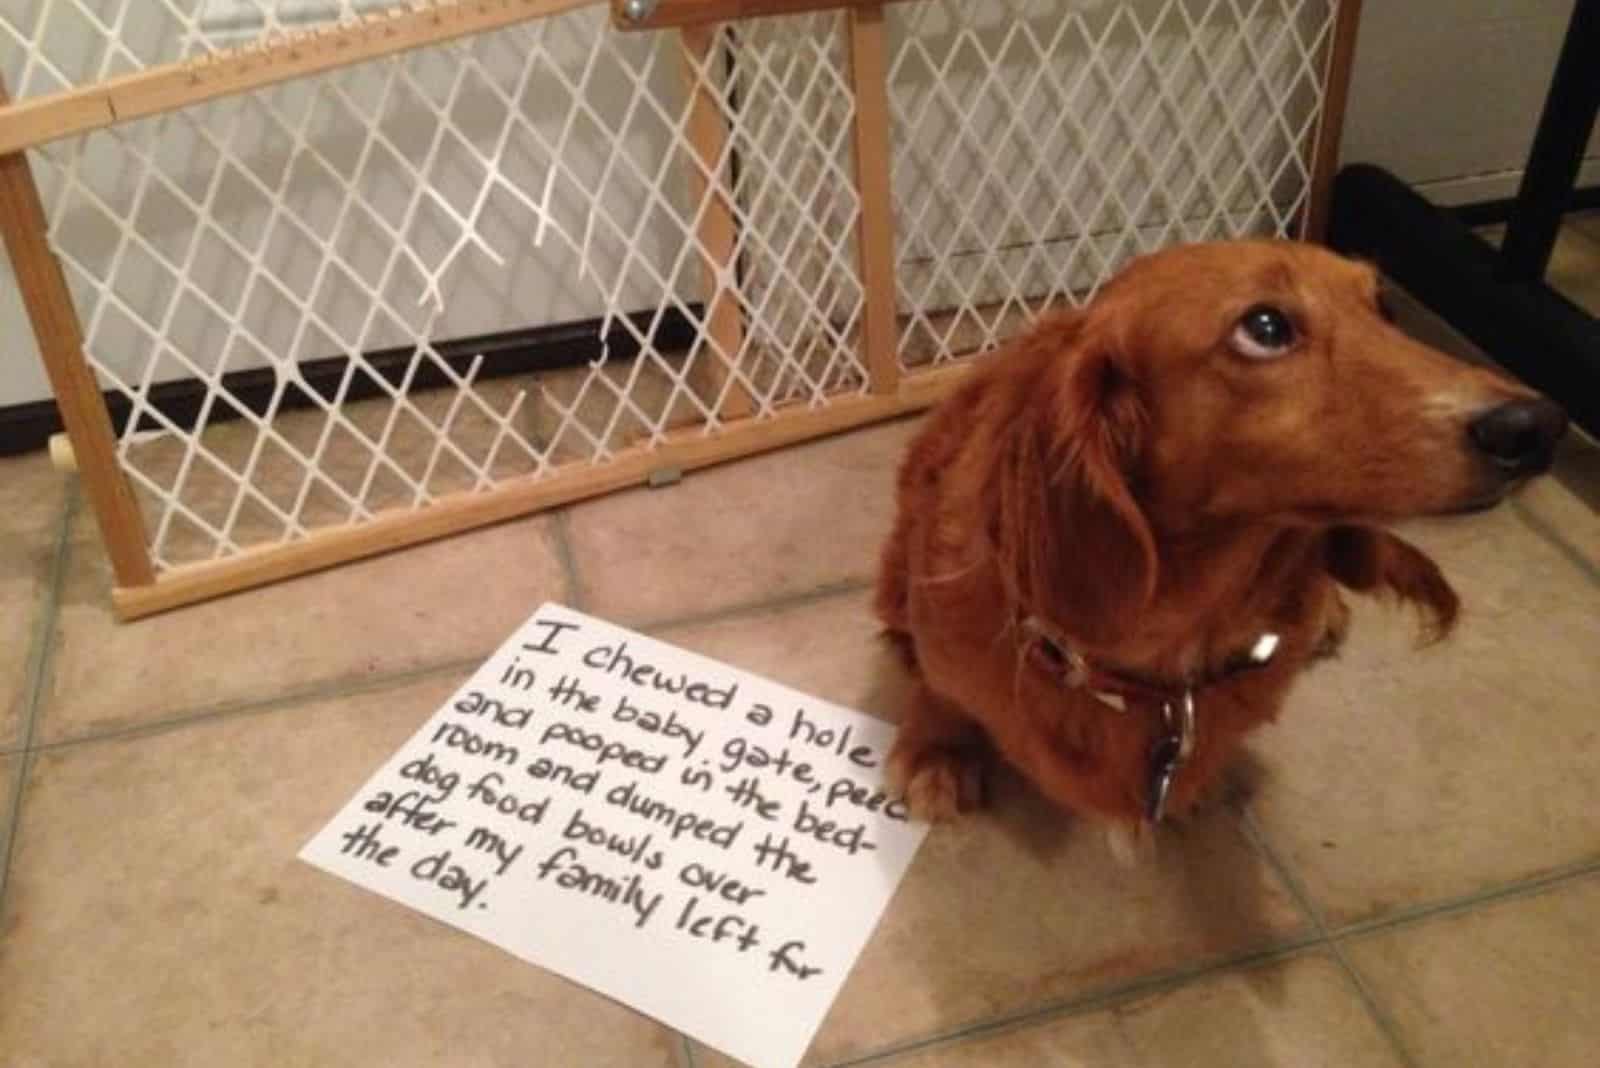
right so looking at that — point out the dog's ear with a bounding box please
[1326,525,1459,643]
[995,319,1157,645]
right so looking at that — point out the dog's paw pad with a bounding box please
[889,747,985,822]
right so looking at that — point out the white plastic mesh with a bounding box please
[890,0,1335,366]
[2,0,1338,574]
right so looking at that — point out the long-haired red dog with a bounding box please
[876,240,1566,846]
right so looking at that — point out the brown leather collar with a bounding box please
[1018,614,1280,823]
[1019,614,1280,709]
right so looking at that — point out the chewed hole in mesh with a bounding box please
[6,0,1339,573]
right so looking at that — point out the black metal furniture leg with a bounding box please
[1497,0,1600,282]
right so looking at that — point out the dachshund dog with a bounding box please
[875,240,1567,846]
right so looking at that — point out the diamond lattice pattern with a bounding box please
[1,0,1336,571]
[890,0,1334,366]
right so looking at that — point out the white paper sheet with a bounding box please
[301,602,928,1068]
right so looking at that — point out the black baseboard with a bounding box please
[0,306,699,458]
[1450,182,1600,227]
[1329,163,1600,438]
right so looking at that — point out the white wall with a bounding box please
[1341,0,1600,205]
[3,0,1597,408]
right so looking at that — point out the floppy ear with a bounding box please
[1326,525,1459,643]
[994,320,1157,645]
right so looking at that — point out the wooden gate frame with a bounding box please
[0,0,1362,621]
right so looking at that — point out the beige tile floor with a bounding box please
[2,229,1599,1066]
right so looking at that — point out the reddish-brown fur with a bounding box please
[876,240,1562,827]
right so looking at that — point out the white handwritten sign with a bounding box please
[301,602,928,1068]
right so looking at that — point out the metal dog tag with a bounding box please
[1145,732,1183,823]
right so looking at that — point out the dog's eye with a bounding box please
[1230,305,1296,360]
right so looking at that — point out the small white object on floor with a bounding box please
[301,602,929,1068]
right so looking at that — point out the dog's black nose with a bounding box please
[1468,398,1568,474]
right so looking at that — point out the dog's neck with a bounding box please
[1104,522,1323,678]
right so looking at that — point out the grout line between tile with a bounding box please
[1239,810,1420,1068]
[824,934,1326,1068]
[1509,497,1600,589]
[1235,806,1327,939]
[31,575,880,755]
[30,653,485,755]
[1330,853,1600,946]
[0,484,76,912]
[1322,941,1420,1068]
[643,579,876,638]
[549,508,587,610]
[0,750,39,916]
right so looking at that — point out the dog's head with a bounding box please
[1090,240,1566,525]
[998,240,1567,639]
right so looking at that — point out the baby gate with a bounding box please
[0,0,1359,618]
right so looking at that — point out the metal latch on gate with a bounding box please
[647,466,684,489]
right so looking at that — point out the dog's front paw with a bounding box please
[887,743,986,823]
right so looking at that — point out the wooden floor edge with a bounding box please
[110,365,970,621]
